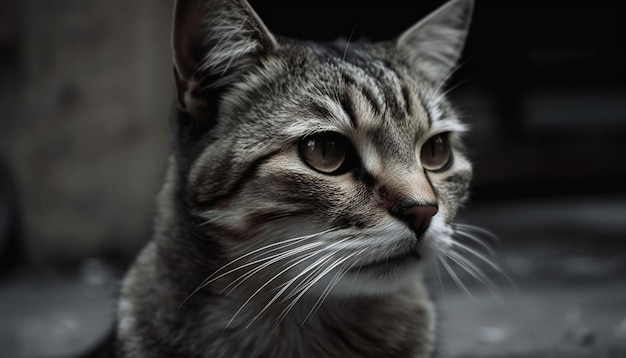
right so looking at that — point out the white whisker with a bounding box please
[452,240,502,274]
[248,252,335,327]
[232,248,328,330]
[244,237,353,327]
[282,251,338,302]
[454,223,499,242]
[447,249,500,297]
[281,237,353,301]
[180,229,337,307]
[299,250,364,327]
[342,24,358,61]
[453,229,496,257]
[434,258,446,300]
[276,252,355,326]
[221,242,327,297]
[430,75,475,105]
[452,240,518,293]
[430,54,475,102]
[439,256,473,299]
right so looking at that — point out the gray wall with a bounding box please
[1,0,175,263]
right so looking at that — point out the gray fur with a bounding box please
[116,0,475,357]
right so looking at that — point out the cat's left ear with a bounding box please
[396,0,473,84]
[172,0,278,116]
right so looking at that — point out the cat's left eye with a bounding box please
[299,132,350,174]
[421,133,452,171]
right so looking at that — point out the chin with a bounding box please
[308,253,424,297]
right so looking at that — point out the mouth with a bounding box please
[328,244,424,295]
[350,249,420,272]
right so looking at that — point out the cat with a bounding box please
[114,0,475,357]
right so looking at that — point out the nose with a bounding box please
[397,204,438,235]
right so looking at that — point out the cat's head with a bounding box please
[168,0,473,296]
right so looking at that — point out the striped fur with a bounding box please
[117,0,475,357]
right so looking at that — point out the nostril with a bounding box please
[399,204,438,234]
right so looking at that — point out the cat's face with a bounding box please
[172,0,473,296]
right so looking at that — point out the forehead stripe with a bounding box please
[338,89,359,129]
[368,60,408,118]
[336,60,386,116]
[400,83,414,118]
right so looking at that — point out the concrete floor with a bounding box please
[1,196,625,358]
[436,196,626,357]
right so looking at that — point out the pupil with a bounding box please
[431,140,437,159]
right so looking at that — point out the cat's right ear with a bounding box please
[172,0,277,117]
[395,0,473,85]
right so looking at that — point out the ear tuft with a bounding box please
[172,0,277,115]
[396,0,473,84]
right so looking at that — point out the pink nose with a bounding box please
[400,204,438,234]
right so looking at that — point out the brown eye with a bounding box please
[421,133,452,171]
[299,132,348,174]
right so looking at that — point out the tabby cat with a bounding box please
[115,0,475,357]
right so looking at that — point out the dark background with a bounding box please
[251,0,626,200]
[0,1,625,357]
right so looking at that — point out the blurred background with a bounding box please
[0,0,625,357]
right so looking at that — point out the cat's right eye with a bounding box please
[299,132,350,174]
[420,133,452,172]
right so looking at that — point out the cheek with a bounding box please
[430,173,472,221]
[251,154,387,228]
[427,152,472,217]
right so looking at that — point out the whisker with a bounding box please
[266,237,354,301]
[439,256,474,299]
[452,240,519,293]
[276,253,354,327]
[225,248,332,330]
[221,242,327,297]
[453,229,496,258]
[434,258,446,300]
[299,250,364,327]
[451,240,502,274]
[446,249,500,297]
[248,252,336,328]
[281,237,354,301]
[244,237,353,327]
[454,223,499,243]
[183,243,320,307]
[431,74,476,105]
[281,251,338,302]
[221,242,325,291]
[229,228,336,270]
[430,54,475,101]
[301,268,345,325]
[342,24,358,61]
[180,229,336,307]
[233,248,329,330]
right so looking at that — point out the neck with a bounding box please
[120,238,435,358]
